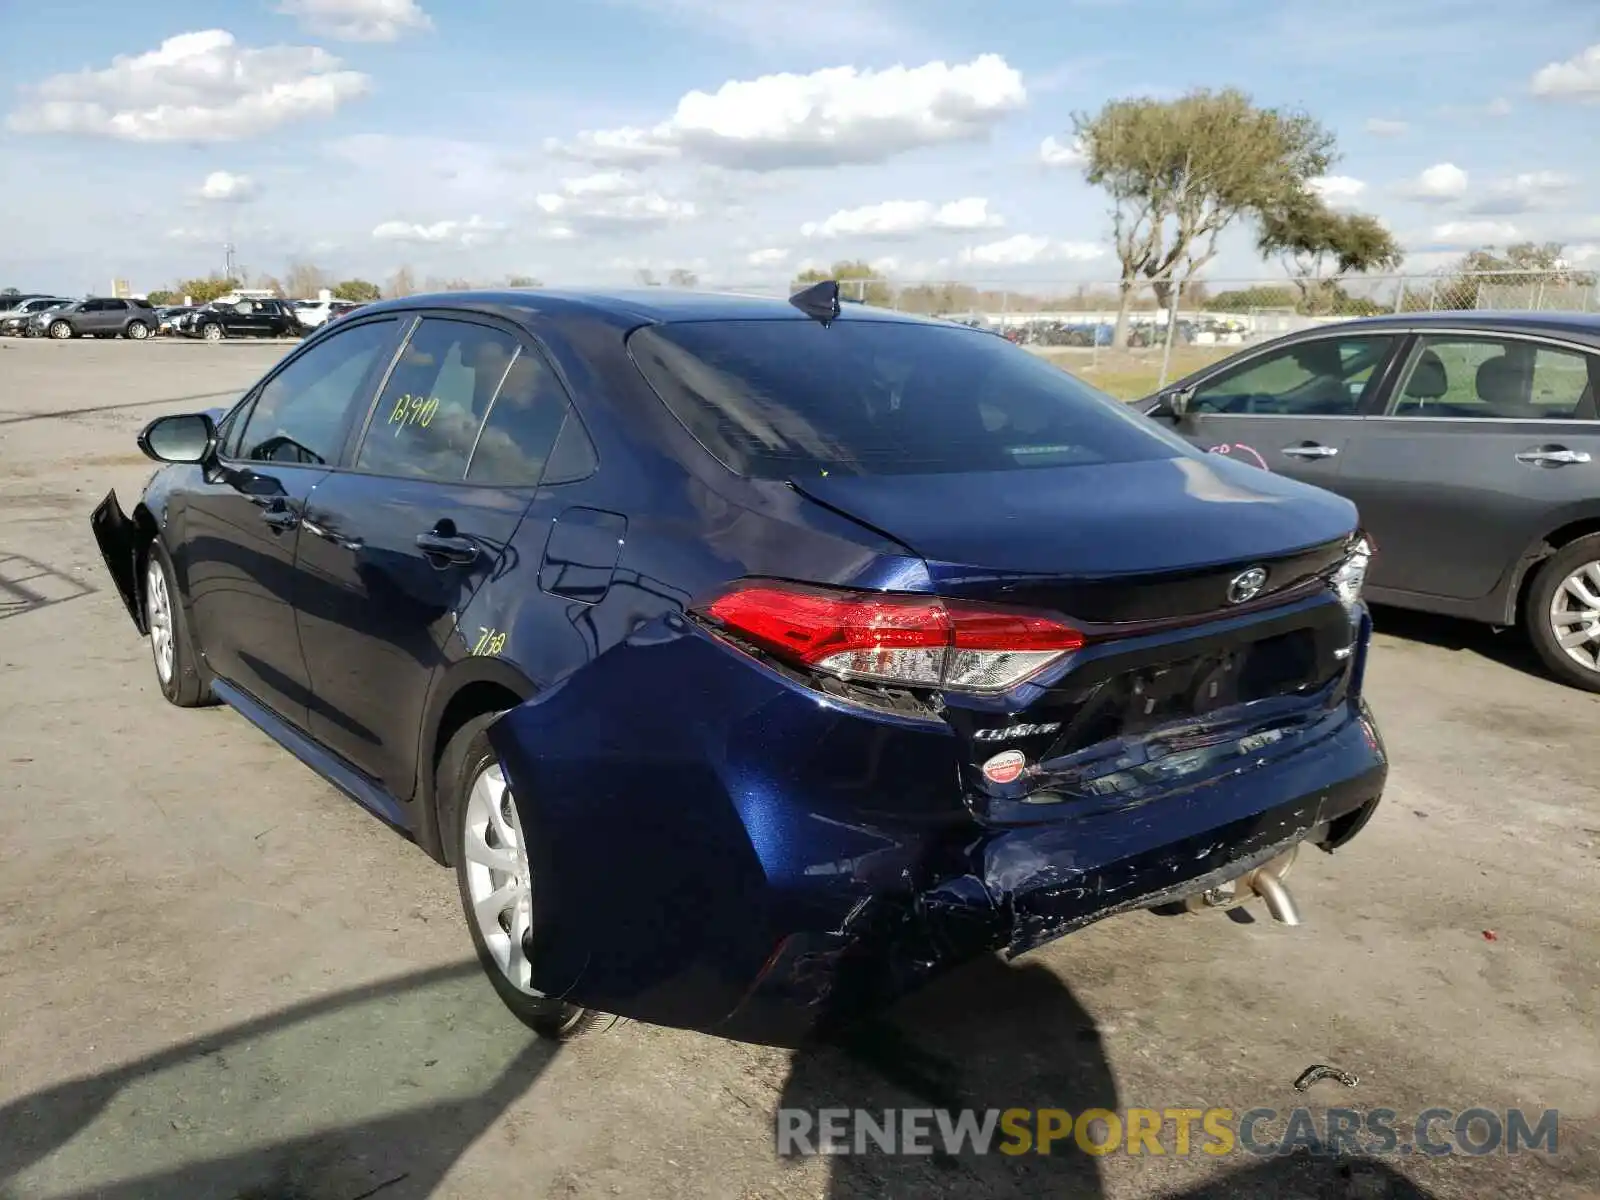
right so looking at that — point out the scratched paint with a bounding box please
[1207,443,1271,471]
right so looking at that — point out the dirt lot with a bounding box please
[0,337,1596,1200]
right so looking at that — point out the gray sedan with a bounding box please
[1143,311,1600,691]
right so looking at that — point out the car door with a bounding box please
[180,316,405,728]
[1333,331,1600,601]
[295,313,575,793]
[1160,332,1404,489]
[78,298,117,334]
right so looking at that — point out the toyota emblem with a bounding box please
[1226,566,1268,605]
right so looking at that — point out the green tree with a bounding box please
[1256,192,1403,314]
[146,289,180,306]
[182,276,241,304]
[790,260,893,306]
[332,278,381,302]
[1071,88,1336,345]
[1206,285,1298,312]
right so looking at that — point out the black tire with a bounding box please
[439,713,602,1041]
[125,320,150,340]
[1524,533,1600,693]
[142,541,216,707]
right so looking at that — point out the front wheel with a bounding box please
[201,322,223,342]
[143,543,214,707]
[48,320,72,339]
[125,320,150,340]
[441,714,601,1041]
[1526,534,1600,692]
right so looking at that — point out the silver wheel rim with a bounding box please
[463,762,538,993]
[203,324,221,341]
[146,559,175,685]
[1550,560,1600,674]
[129,323,147,339]
[50,323,69,339]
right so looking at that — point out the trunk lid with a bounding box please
[790,453,1357,623]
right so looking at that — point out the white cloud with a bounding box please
[532,172,697,238]
[800,198,1002,239]
[1467,170,1573,215]
[1401,162,1469,203]
[275,0,432,41]
[1429,220,1520,248]
[5,29,369,142]
[1486,97,1513,116]
[1364,117,1408,136]
[549,54,1026,171]
[957,235,1104,267]
[1566,243,1600,265]
[371,215,505,247]
[197,170,257,203]
[1308,175,1367,208]
[745,247,789,267]
[1531,43,1600,102]
[1038,134,1086,167]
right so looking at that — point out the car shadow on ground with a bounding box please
[781,955,1439,1199]
[0,962,560,1200]
[1369,604,1548,681]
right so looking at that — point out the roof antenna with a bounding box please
[789,279,841,327]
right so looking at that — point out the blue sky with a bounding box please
[2,0,1597,295]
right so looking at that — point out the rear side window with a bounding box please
[354,317,516,481]
[628,319,1182,478]
[465,347,580,486]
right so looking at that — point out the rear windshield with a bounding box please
[628,319,1183,478]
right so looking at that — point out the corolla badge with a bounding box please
[1226,566,1268,605]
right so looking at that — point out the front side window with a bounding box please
[233,319,399,465]
[1390,335,1595,420]
[1189,335,1399,416]
[629,319,1185,479]
[354,318,516,481]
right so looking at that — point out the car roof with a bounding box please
[345,287,944,329]
[1294,310,1600,341]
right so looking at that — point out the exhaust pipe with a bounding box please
[1244,862,1301,926]
[1183,846,1302,926]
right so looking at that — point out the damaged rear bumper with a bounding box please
[486,622,1386,1047]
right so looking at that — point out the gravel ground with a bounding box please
[0,337,1595,1200]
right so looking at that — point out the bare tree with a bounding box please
[1072,88,1336,347]
[666,268,700,288]
[634,268,659,287]
[385,266,417,298]
[284,261,329,299]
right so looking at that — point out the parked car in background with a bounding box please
[0,293,55,310]
[90,284,1387,1044]
[175,298,305,341]
[29,297,158,340]
[292,299,343,329]
[1142,311,1600,691]
[324,300,364,324]
[156,306,194,336]
[0,296,71,335]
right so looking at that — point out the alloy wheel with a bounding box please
[462,762,537,993]
[145,558,174,685]
[1549,560,1600,675]
[203,324,223,341]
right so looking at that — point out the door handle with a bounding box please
[416,531,478,565]
[1515,447,1591,467]
[256,500,299,532]
[1281,443,1339,459]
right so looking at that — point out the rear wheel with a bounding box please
[1526,534,1600,692]
[201,322,224,342]
[125,320,150,340]
[48,320,72,339]
[440,714,601,1040]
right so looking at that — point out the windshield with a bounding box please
[628,318,1187,479]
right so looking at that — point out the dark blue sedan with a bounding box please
[90,283,1388,1045]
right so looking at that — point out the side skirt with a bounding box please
[211,678,413,834]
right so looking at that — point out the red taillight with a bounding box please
[700,582,1085,694]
